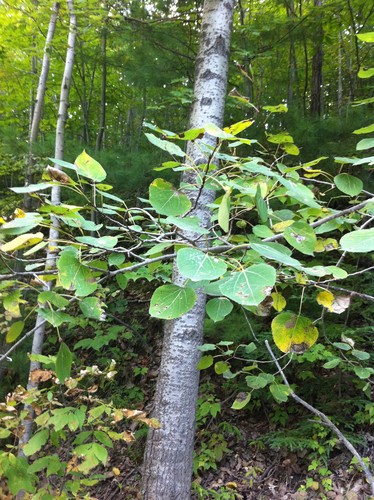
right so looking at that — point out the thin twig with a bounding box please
[265,340,374,496]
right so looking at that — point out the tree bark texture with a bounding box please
[18,0,76,455]
[141,1,235,499]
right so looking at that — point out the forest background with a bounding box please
[0,0,373,498]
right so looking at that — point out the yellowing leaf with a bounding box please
[112,467,120,476]
[272,220,294,232]
[1,232,44,253]
[14,208,26,218]
[314,238,339,253]
[272,312,319,353]
[317,290,335,311]
[271,292,286,312]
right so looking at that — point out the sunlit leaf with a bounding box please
[177,248,227,281]
[0,232,44,253]
[74,150,106,182]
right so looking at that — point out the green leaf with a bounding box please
[251,242,302,268]
[197,355,214,370]
[145,133,185,157]
[269,384,291,403]
[246,373,274,389]
[231,392,252,410]
[357,67,374,79]
[206,298,233,322]
[351,350,370,361]
[23,429,49,457]
[198,344,217,352]
[267,132,294,144]
[57,248,98,297]
[38,309,74,327]
[10,182,52,194]
[79,297,105,320]
[255,185,268,222]
[283,181,320,208]
[353,367,373,379]
[253,225,274,238]
[219,264,276,306]
[149,284,196,319]
[334,174,363,196]
[76,236,118,249]
[149,178,191,216]
[283,143,300,155]
[177,248,227,281]
[357,32,374,42]
[353,123,374,134]
[333,342,352,351]
[284,221,316,256]
[108,253,126,267]
[91,443,108,464]
[323,358,341,369]
[263,103,288,113]
[272,313,319,353]
[55,342,72,382]
[214,361,230,375]
[165,215,209,235]
[6,321,24,342]
[74,150,106,182]
[3,290,21,317]
[94,430,113,448]
[38,291,69,308]
[356,138,374,150]
[116,274,128,290]
[4,456,37,495]
[218,191,231,232]
[340,229,374,253]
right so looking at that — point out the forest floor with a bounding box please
[91,414,372,499]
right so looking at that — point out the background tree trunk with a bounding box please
[141,1,235,498]
[18,0,77,454]
[310,0,323,116]
[96,13,108,151]
[25,2,60,210]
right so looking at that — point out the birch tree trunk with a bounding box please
[96,16,107,151]
[141,1,235,498]
[18,0,77,454]
[310,0,323,116]
[25,2,60,210]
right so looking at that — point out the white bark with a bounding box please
[29,2,60,147]
[18,0,77,454]
[142,1,235,498]
[25,2,60,209]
